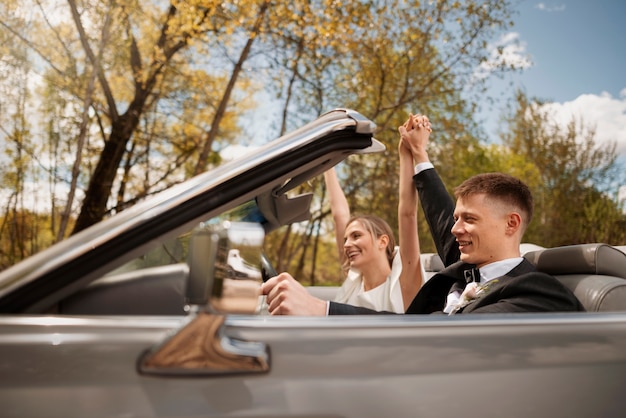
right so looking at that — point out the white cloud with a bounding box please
[537,89,626,156]
[535,3,566,12]
[473,32,533,81]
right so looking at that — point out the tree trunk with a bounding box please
[71,107,141,234]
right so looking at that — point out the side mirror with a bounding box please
[187,221,265,314]
[139,221,270,376]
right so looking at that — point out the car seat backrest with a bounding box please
[59,263,189,315]
[421,253,445,273]
[524,244,626,312]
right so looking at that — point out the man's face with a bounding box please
[451,193,511,267]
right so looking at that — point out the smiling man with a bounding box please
[261,115,584,315]
[403,170,573,314]
[398,114,584,314]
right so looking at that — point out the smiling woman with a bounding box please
[334,214,402,310]
[321,115,428,313]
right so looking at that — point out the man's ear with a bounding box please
[505,212,522,235]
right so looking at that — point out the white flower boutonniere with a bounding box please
[448,279,499,315]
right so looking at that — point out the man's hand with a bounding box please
[261,273,327,316]
[398,113,431,164]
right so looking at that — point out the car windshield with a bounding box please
[0,108,383,314]
[108,199,267,276]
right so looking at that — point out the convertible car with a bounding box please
[1,109,626,418]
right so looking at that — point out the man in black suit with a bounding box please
[261,114,584,315]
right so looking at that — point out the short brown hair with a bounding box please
[454,172,534,229]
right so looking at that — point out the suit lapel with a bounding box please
[405,261,468,314]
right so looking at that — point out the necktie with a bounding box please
[448,266,480,295]
[463,266,481,284]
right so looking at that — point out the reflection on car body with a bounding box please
[227,249,263,280]
[0,109,626,418]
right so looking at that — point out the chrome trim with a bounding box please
[223,311,626,329]
[0,315,185,328]
[138,312,269,376]
[1,310,624,330]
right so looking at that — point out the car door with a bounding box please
[2,312,626,417]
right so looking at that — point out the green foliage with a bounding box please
[502,91,625,246]
[266,0,521,269]
[0,210,56,269]
[263,218,345,286]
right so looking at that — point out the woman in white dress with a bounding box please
[323,117,428,312]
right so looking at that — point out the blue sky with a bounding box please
[243,1,626,159]
[483,0,626,160]
[512,0,625,103]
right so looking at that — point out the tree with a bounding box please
[0,54,57,266]
[262,0,522,274]
[502,90,625,246]
[0,0,268,235]
[0,0,524,271]
[68,0,236,233]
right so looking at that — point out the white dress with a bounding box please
[333,247,421,313]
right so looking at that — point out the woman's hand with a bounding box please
[398,113,432,164]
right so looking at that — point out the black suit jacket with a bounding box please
[328,168,585,315]
[412,167,459,267]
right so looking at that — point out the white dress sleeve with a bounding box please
[333,247,407,313]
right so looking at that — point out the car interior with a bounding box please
[59,221,626,315]
[307,244,626,312]
[52,105,626,317]
[524,243,626,312]
[58,188,316,316]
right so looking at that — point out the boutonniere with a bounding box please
[448,279,499,315]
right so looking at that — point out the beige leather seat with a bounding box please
[524,243,626,312]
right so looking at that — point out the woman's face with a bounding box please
[343,220,386,270]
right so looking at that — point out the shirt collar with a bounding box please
[479,258,524,283]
